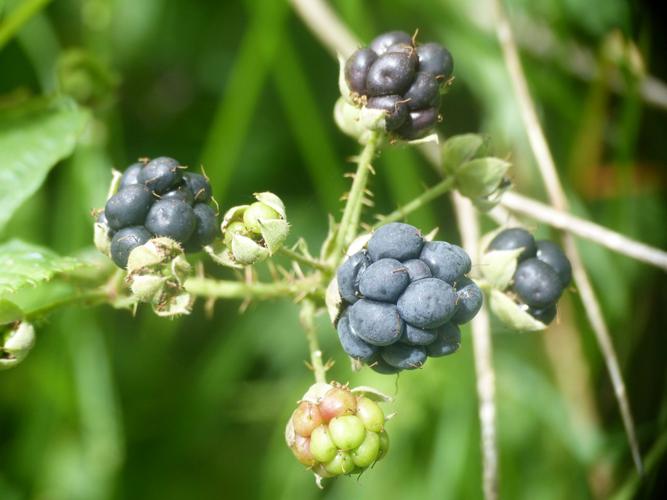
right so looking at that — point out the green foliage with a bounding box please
[0,97,88,231]
[0,239,83,297]
[0,0,665,499]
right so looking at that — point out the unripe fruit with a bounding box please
[291,434,316,466]
[319,387,357,421]
[329,415,366,450]
[292,401,324,437]
[324,450,355,475]
[351,431,381,468]
[310,425,337,463]
[355,397,384,432]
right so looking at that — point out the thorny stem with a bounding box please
[329,132,380,264]
[492,0,642,473]
[299,299,327,384]
[184,275,322,301]
[374,176,456,228]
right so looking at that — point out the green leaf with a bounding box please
[441,133,485,175]
[0,96,88,231]
[0,299,23,325]
[456,157,511,199]
[489,289,547,332]
[0,239,84,298]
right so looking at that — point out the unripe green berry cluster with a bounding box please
[286,384,389,479]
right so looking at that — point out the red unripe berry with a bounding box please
[292,401,323,437]
[290,434,316,467]
[318,387,357,422]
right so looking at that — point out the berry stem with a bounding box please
[278,246,332,272]
[299,299,327,384]
[329,132,380,264]
[492,0,642,473]
[184,275,321,301]
[373,176,456,228]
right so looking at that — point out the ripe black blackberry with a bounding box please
[343,31,454,140]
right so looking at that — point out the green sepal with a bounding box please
[254,191,286,219]
[489,289,547,332]
[480,248,523,290]
[204,243,243,269]
[441,133,485,175]
[456,157,511,199]
[337,53,355,104]
[126,237,183,274]
[152,291,193,318]
[129,274,167,303]
[260,218,290,254]
[93,221,111,256]
[231,234,270,265]
[221,204,249,231]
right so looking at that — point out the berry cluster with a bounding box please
[344,30,453,139]
[335,223,482,373]
[98,157,219,268]
[286,384,389,478]
[487,228,572,324]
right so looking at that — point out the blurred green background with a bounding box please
[1,0,666,498]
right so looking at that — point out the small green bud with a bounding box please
[351,431,381,468]
[310,425,337,463]
[356,397,385,432]
[323,450,355,476]
[1,322,36,370]
[243,202,280,234]
[329,415,366,451]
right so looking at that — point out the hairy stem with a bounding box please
[184,275,321,301]
[453,192,499,500]
[278,246,331,272]
[299,299,327,384]
[374,176,456,228]
[330,132,380,263]
[492,0,642,473]
[495,192,667,271]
